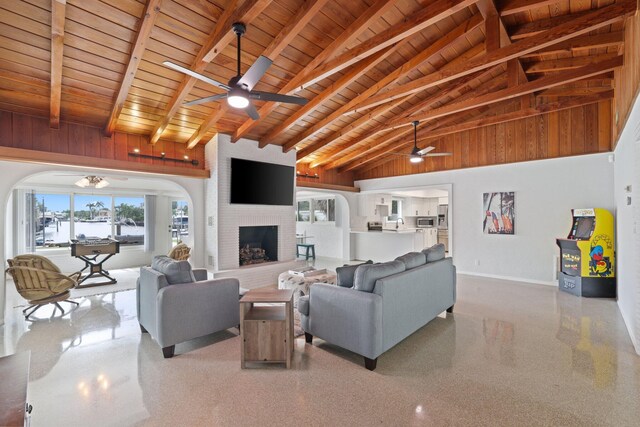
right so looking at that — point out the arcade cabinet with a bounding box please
[556,208,616,298]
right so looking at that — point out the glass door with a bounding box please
[170,199,190,248]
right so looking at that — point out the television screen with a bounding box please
[230,158,294,205]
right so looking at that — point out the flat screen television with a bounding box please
[230,158,294,205]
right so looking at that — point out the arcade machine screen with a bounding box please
[572,216,595,240]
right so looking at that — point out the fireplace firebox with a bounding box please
[239,226,278,266]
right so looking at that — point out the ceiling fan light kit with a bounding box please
[163,22,307,121]
[75,176,110,189]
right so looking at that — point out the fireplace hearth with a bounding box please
[239,226,278,266]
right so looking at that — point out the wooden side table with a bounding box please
[240,289,294,368]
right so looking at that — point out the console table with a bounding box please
[240,289,294,368]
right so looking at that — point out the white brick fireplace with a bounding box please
[205,133,302,288]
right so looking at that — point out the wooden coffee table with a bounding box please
[239,289,294,368]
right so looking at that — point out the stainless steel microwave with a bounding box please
[416,217,437,228]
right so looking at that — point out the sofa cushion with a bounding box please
[151,255,195,285]
[353,260,406,293]
[336,260,373,287]
[422,243,446,262]
[395,252,426,270]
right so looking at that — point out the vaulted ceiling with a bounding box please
[0,0,636,176]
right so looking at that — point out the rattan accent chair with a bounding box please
[168,243,191,261]
[6,254,81,320]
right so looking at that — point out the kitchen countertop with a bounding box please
[350,228,424,234]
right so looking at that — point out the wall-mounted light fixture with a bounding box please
[129,148,199,166]
[296,171,320,179]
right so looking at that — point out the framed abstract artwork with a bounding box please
[483,192,515,235]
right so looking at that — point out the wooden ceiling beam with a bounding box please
[292,0,479,92]
[509,10,592,40]
[232,0,399,141]
[500,0,563,17]
[353,90,615,173]
[347,1,634,114]
[476,0,530,109]
[258,43,399,147]
[185,0,330,149]
[104,0,161,137]
[308,64,500,168]
[300,96,410,165]
[286,15,485,155]
[524,53,619,74]
[386,56,621,129]
[325,74,509,171]
[49,0,66,129]
[520,31,624,58]
[332,56,620,172]
[149,0,271,144]
[538,85,613,97]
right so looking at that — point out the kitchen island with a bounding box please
[350,229,435,262]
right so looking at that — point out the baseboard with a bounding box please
[457,271,557,287]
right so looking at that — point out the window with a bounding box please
[74,195,112,239]
[31,193,70,248]
[387,199,403,221]
[313,198,335,222]
[24,192,148,251]
[296,197,335,223]
[296,200,311,222]
[115,197,145,245]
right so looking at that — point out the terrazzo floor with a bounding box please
[1,273,639,426]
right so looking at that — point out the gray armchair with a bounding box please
[137,256,240,358]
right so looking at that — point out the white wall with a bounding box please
[0,161,206,325]
[613,92,640,355]
[295,192,352,259]
[356,153,615,285]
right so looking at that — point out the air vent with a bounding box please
[208,255,214,266]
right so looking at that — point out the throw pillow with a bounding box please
[353,260,406,293]
[151,255,196,285]
[336,260,373,288]
[422,243,446,262]
[395,252,427,270]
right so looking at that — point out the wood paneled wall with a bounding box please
[297,163,356,187]
[355,102,612,180]
[0,110,206,176]
[614,10,640,144]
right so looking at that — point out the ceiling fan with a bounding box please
[393,121,452,163]
[163,22,308,120]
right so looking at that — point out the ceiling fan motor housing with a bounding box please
[232,22,246,36]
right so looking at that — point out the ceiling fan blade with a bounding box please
[244,102,260,120]
[424,152,452,157]
[104,177,128,181]
[416,146,435,156]
[184,93,228,106]
[163,61,230,91]
[237,56,272,91]
[249,91,308,105]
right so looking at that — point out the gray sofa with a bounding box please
[137,256,240,358]
[298,244,456,370]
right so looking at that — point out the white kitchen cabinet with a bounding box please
[406,197,424,216]
[422,198,439,216]
[424,228,438,247]
[358,194,390,217]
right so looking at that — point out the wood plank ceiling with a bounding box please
[0,0,636,176]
